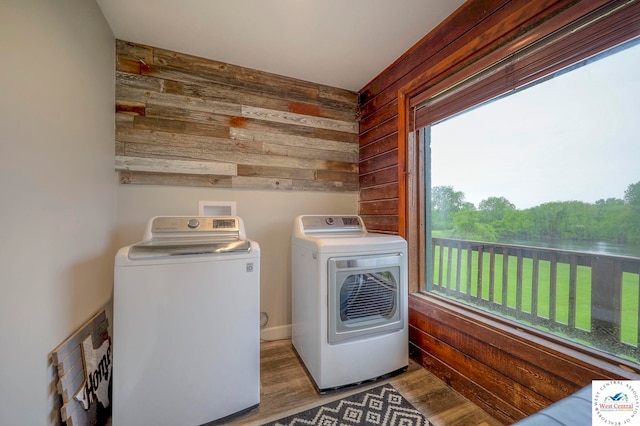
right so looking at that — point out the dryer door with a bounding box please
[328,253,404,344]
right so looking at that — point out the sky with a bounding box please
[430,39,640,210]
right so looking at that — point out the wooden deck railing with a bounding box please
[430,238,640,361]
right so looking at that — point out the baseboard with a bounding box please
[261,324,291,341]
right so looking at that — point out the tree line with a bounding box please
[431,181,640,243]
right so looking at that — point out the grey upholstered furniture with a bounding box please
[512,384,591,425]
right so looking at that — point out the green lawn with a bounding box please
[432,247,639,347]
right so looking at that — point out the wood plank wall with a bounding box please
[409,295,640,424]
[115,40,359,191]
[357,0,640,423]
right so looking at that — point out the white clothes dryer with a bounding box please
[113,216,260,426]
[291,215,408,392]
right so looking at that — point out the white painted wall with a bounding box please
[0,1,116,425]
[115,186,358,338]
[0,2,359,424]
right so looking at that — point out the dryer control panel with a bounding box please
[299,215,364,233]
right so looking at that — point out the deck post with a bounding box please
[591,256,622,345]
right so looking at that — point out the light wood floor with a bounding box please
[226,339,502,426]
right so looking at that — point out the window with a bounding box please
[413,3,640,363]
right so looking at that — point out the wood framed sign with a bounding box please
[51,310,112,426]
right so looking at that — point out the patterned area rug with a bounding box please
[261,384,431,426]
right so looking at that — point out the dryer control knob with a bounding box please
[187,218,200,229]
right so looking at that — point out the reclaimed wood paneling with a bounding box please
[115,40,358,191]
[356,0,640,421]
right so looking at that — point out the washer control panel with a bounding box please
[151,216,239,234]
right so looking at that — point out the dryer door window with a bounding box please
[328,254,404,344]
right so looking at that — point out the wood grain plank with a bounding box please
[51,311,107,365]
[230,128,357,154]
[115,156,237,176]
[319,84,359,106]
[232,176,293,190]
[359,167,398,188]
[120,139,357,173]
[116,57,142,74]
[312,127,359,144]
[316,170,358,185]
[360,133,399,161]
[116,39,153,64]
[181,81,356,122]
[116,128,261,155]
[359,199,399,215]
[116,114,134,129]
[360,214,398,233]
[115,141,126,156]
[116,85,241,117]
[127,133,355,171]
[292,178,358,192]
[57,357,85,403]
[359,98,398,135]
[132,115,229,138]
[119,171,232,187]
[116,101,146,116]
[152,46,321,99]
[151,45,358,112]
[145,104,315,139]
[359,118,398,148]
[237,164,315,180]
[264,142,357,163]
[359,183,399,202]
[241,105,358,134]
[359,149,398,175]
[116,71,161,92]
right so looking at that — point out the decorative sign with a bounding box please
[51,310,111,426]
[74,335,111,410]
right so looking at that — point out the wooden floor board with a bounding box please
[227,339,503,426]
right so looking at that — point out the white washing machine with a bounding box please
[291,215,408,392]
[113,216,260,426]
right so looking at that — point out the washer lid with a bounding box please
[128,216,252,259]
[128,238,251,260]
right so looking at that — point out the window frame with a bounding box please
[399,0,640,366]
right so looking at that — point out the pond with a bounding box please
[497,238,640,259]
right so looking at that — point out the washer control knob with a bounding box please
[187,218,200,229]
[325,217,335,225]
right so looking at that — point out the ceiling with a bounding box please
[96,0,465,92]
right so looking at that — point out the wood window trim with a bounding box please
[398,0,640,291]
[397,0,640,375]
